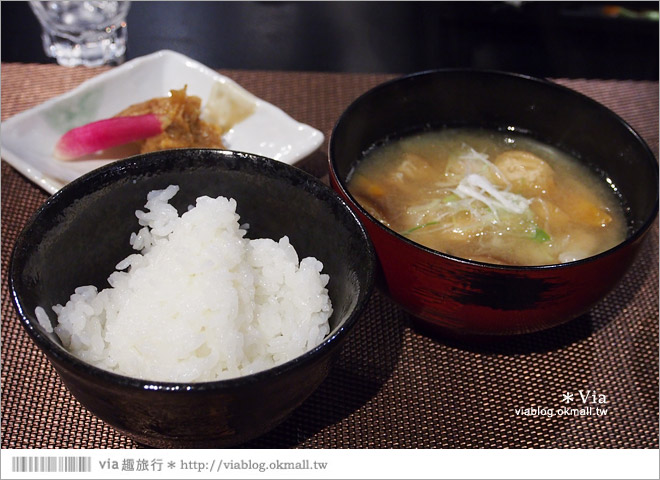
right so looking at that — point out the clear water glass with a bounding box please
[29,1,131,67]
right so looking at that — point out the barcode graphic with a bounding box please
[11,456,92,473]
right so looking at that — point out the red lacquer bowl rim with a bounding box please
[329,68,659,273]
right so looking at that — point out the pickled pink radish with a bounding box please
[54,114,164,160]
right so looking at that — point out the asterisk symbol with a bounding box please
[562,392,574,403]
[167,461,176,469]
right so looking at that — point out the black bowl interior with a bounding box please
[330,70,659,236]
[11,149,375,376]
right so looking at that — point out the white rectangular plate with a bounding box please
[1,50,324,194]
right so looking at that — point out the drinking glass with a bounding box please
[29,1,131,67]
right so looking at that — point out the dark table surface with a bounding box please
[1,64,658,453]
[2,1,658,80]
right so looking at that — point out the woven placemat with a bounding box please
[1,63,658,449]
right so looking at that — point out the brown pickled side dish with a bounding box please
[116,86,225,153]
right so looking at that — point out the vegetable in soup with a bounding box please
[347,128,627,266]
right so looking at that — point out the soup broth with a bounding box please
[347,128,627,266]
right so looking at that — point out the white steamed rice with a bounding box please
[35,185,332,382]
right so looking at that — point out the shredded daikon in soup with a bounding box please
[348,128,627,266]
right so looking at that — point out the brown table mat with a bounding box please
[1,63,658,449]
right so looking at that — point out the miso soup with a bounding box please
[347,128,628,266]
